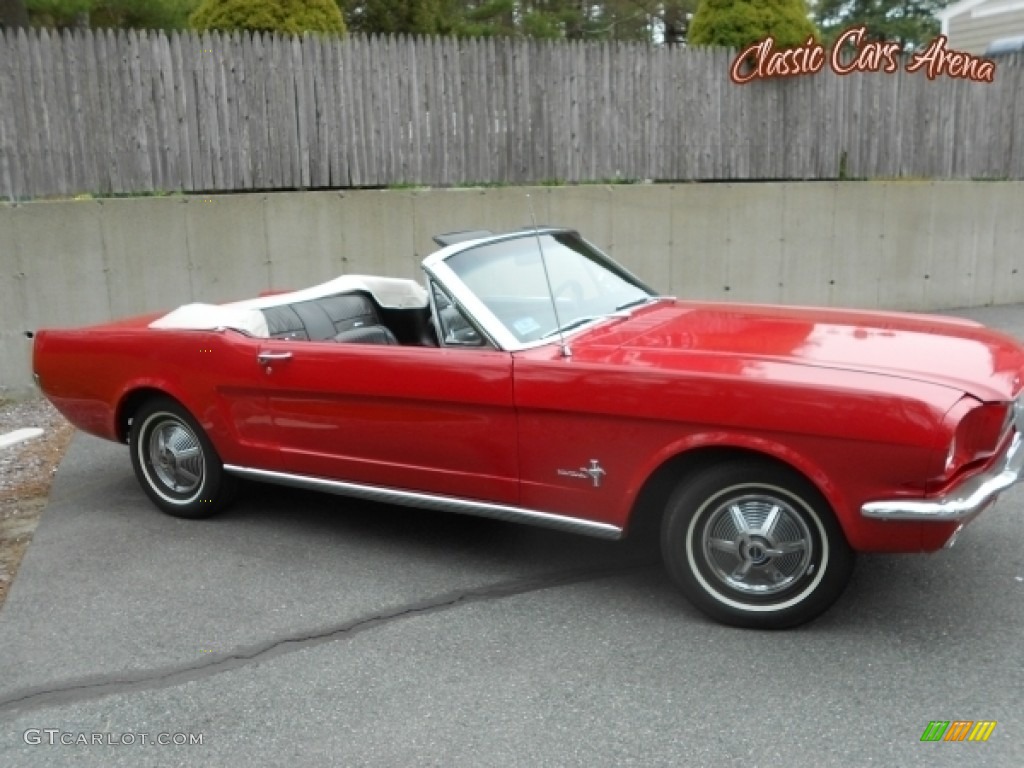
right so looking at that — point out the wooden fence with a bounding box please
[0,28,1022,199]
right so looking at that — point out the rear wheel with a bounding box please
[129,397,235,519]
[661,461,854,629]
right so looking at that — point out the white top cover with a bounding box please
[149,275,429,337]
[149,303,271,336]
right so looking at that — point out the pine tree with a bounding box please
[814,0,948,50]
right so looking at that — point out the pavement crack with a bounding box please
[0,560,654,715]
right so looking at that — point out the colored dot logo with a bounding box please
[921,720,997,742]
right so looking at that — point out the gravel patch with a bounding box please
[0,396,74,609]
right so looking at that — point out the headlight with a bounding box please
[945,399,1012,473]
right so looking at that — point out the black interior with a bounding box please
[380,305,438,347]
[260,291,437,347]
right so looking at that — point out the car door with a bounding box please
[253,338,519,505]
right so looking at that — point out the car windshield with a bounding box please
[444,232,654,344]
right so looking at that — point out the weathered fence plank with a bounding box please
[1011,66,1024,178]
[245,32,267,188]
[340,34,360,186]
[0,32,13,199]
[308,33,327,187]
[194,31,214,190]
[0,31,23,198]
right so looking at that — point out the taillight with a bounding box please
[945,401,1012,473]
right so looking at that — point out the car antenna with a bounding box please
[527,194,571,359]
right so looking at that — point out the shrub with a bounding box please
[190,0,345,35]
[689,0,818,49]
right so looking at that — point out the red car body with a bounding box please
[31,228,1024,627]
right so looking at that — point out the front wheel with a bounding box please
[129,397,235,519]
[661,461,854,629]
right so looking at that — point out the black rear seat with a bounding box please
[261,293,397,345]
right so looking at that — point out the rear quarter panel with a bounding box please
[33,323,275,469]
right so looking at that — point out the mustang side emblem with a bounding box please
[557,459,607,488]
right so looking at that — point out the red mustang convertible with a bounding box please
[32,228,1024,628]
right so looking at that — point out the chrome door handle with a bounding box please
[257,351,293,365]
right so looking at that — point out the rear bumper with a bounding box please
[861,431,1024,522]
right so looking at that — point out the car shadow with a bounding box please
[117,471,1019,635]
[216,478,664,576]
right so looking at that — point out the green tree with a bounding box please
[343,0,454,36]
[689,0,818,48]
[190,0,345,34]
[814,0,949,50]
[450,0,576,39]
[657,0,698,45]
[582,0,699,44]
[438,1,684,42]
[26,0,197,29]
[341,1,698,44]
[0,0,31,28]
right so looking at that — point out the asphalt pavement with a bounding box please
[1,305,1023,767]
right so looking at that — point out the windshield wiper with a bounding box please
[542,301,657,340]
[542,298,663,340]
[541,316,605,339]
[616,296,656,312]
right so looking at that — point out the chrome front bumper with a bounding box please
[861,431,1024,522]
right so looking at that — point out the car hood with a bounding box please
[577,301,1024,402]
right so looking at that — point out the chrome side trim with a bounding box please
[862,431,1024,521]
[223,465,623,540]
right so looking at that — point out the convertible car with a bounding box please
[32,227,1024,628]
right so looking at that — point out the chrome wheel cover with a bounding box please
[701,493,814,596]
[145,417,204,497]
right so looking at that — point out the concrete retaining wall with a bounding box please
[2,181,1023,396]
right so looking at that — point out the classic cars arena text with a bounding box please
[731,25,997,84]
